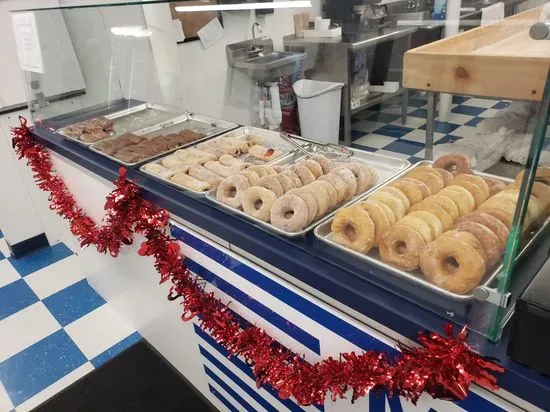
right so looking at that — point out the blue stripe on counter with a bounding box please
[209,384,239,412]
[186,258,321,355]
[194,324,311,412]
[200,345,279,412]
[205,366,257,412]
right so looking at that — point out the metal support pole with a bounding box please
[425,91,437,160]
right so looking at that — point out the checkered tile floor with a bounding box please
[0,231,141,412]
[349,94,511,164]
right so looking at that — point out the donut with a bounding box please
[433,154,472,175]
[369,191,407,220]
[332,167,358,201]
[408,178,432,198]
[287,188,317,224]
[270,194,309,232]
[378,187,411,210]
[451,174,490,207]
[406,169,445,194]
[379,224,426,271]
[305,183,330,219]
[409,210,443,239]
[420,232,486,294]
[265,166,278,175]
[272,166,284,173]
[399,214,434,242]
[331,206,375,253]
[216,175,251,208]
[281,170,303,188]
[516,167,550,186]
[317,180,339,210]
[476,206,514,229]
[484,177,506,196]
[413,166,446,180]
[242,187,277,222]
[358,201,391,246]
[302,159,324,178]
[456,220,502,268]
[311,155,331,174]
[424,195,460,222]
[439,186,475,216]
[240,170,260,186]
[204,161,243,178]
[248,165,269,178]
[389,178,423,205]
[459,212,510,249]
[318,173,347,204]
[292,165,316,186]
[436,168,454,186]
[409,201,454,231]
[257,175,285,197]
[439,229,486,256]
[341,163,374,195]
[511,181,550,215]
[277,173,296,193]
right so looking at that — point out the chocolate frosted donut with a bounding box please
[270,194,309,232]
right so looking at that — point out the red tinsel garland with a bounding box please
[12,117,504,406]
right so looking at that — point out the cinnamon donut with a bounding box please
[408,178,432,198]
[277,173,296,193]
[216,175,250,208]
[436,168,454,186]
[459,212,510,249]
[424,195,460,222]
[399,214,434,242]
[270,194,309,232]
[439,186,475,216]
[406,169,445,194]
[378,187,411,210]
[516,167,550,186]
[248,166,269,178]
[420,232,486,294]
[332,167,358,201]
[451,174,490,207]
[292,165,316,186]
[281,170,303,188]
[318,173,347,204]
[302,159,324,178]
[409,210,443,239]
[240,170,261,186]
[242,187,277,222]
[287,188,318,224]
[311,155,331,174]
[433,154,472,175]
[257,175,285,197]
[390,178,424,205]
[379,224,426,271]
[358,201,391,246]
[331,206,375,253]
[456,220,502,268]
[484,177,506,196]
[305,183,330,219]
[317,180,339,210]
[369,191,407,220]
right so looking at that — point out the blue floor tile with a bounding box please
[452,95,469,104]
[408,108,429,119]
[91,332,142,368]
[0,250,4,261]
[0,329,87,406]
[8,243,73,277]
[42,280,105,327]
[382,140,424,156]
[351,129,367,141]
[408,98,427,107]
[374,124,414,138]
[351,144,378,153]
[419,121,460,134]
[451,105,486,117]
[465,117,484,127]
[0,229,3,239]
[436,134,462,145]
[0,280,39,321]
[367,112,400,124]
[408,156,425,164]
[492,101,510,110]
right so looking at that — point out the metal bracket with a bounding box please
[473,286,512,308]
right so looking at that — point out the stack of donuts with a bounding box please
[216,155,378,233]
[331,154,550,294]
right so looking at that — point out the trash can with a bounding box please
[293,79,344,144]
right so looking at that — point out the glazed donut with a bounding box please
[390,178,424,205]
[332,167,358,201]
[413,166,446,180]
[459,212,510,249]
[433,154,472,175]
[270,194,309,232]
[281,170,303,188]
[369,191,407,220]
[399,213,434,242]
[311,155,331,174]
[277,173,296,193]
[318,173,348,204]
[379,224,426,271]
[216,175,250,208]
[420,232,486,294]
[456,220,502,268]
[409,210,443,239]
[242,187,277,222]
[476,206,514,229]
[248,165,269,178]
[439,230,487,262]
[408,178,432,198]
[317,180,339,210]
[302,159,324,178]
[424,195,460,222]
[439,186,475,216]
[257,175,285,197]
[358,201,390,246]
[409,201,453,231]
[516,167,550,186]
[331,206,375,253]
[370,199,397,225]
[451,174,490,207]
[287,188,318,224]
[340,163,374,195]
[292,165,316,186]
[305,183,330,219]
[436,168,454,186]
[240,170,260,186]
[378,187,411,210]
[484,177,506,196]
[406,169,445,194]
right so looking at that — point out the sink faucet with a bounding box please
[249,22,264,56]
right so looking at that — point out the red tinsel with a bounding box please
[12,117,504,406]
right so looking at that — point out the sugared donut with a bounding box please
[240,170,261,186]
[439,186,475,216]
[406,169,445,194]
[390,179,423,205]
[292,165,316,186]
[409,201,453,231]
[242,187,277,222]
[317,180,339,210]
[399,213,434,242]
[342,163,375,195]
[379,224,426,271]
[302,159,324,178]
[456,220,502,268]
[216,175,251,208]
[358,201,390,246]
[433,154,472,175]
[378,187,411,210]
[436,168,454,186]
[287,188,318,224]
[409,210,443,239]
[459,212,510,249]
[369,191,407,220]
[304,183,330,219]
[257,175,285,197]
[331,206,375,253]
[265,166,278,175]
[332,167,358,201]
[311,155,331,174]
[420,231,486,294]
[318,173,347,204]
[451,174,490,207]
[248,166,269,178]
[484,177,506,196]
[281,170,303,188]
[277,173,296,193]
[516,167,550,186]
[270,194,309,232]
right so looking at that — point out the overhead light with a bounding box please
[110,26,152,37]
[175,1,312,12]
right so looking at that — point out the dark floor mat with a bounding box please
[33,340,215,412]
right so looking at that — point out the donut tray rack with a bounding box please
[57,102,185,148]
[205,148,411,238]
[140,126,302,197]
[313,160,550,302]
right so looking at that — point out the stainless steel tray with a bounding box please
[89,112,238,168]
[139,126,297,197]
[313,160,537,301]
[57,102,184,147]
[206,148,411,238]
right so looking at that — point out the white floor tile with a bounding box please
[0,260,21,288]
[401,129,445,144]
[480,108,499,118]
[15,362,94,412]
[65,304,134,360]
[390,116,426,129]
[353,134,396,149]
[464,98,501,108]
[0,240,10,260]
[352,120,386,133]
[24,256,83,300]
[0,303,61,363]
[0,380,14,412]
[375,149,412,160]
[442,113,475,125]
[450,125,478,139]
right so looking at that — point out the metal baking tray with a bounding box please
[206,148,411,238]
[314,160,541,301]
[89,112,238,167]
[57,103,185,146]
[139,126,297,197]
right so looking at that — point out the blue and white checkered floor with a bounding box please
[0,231,141,412]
